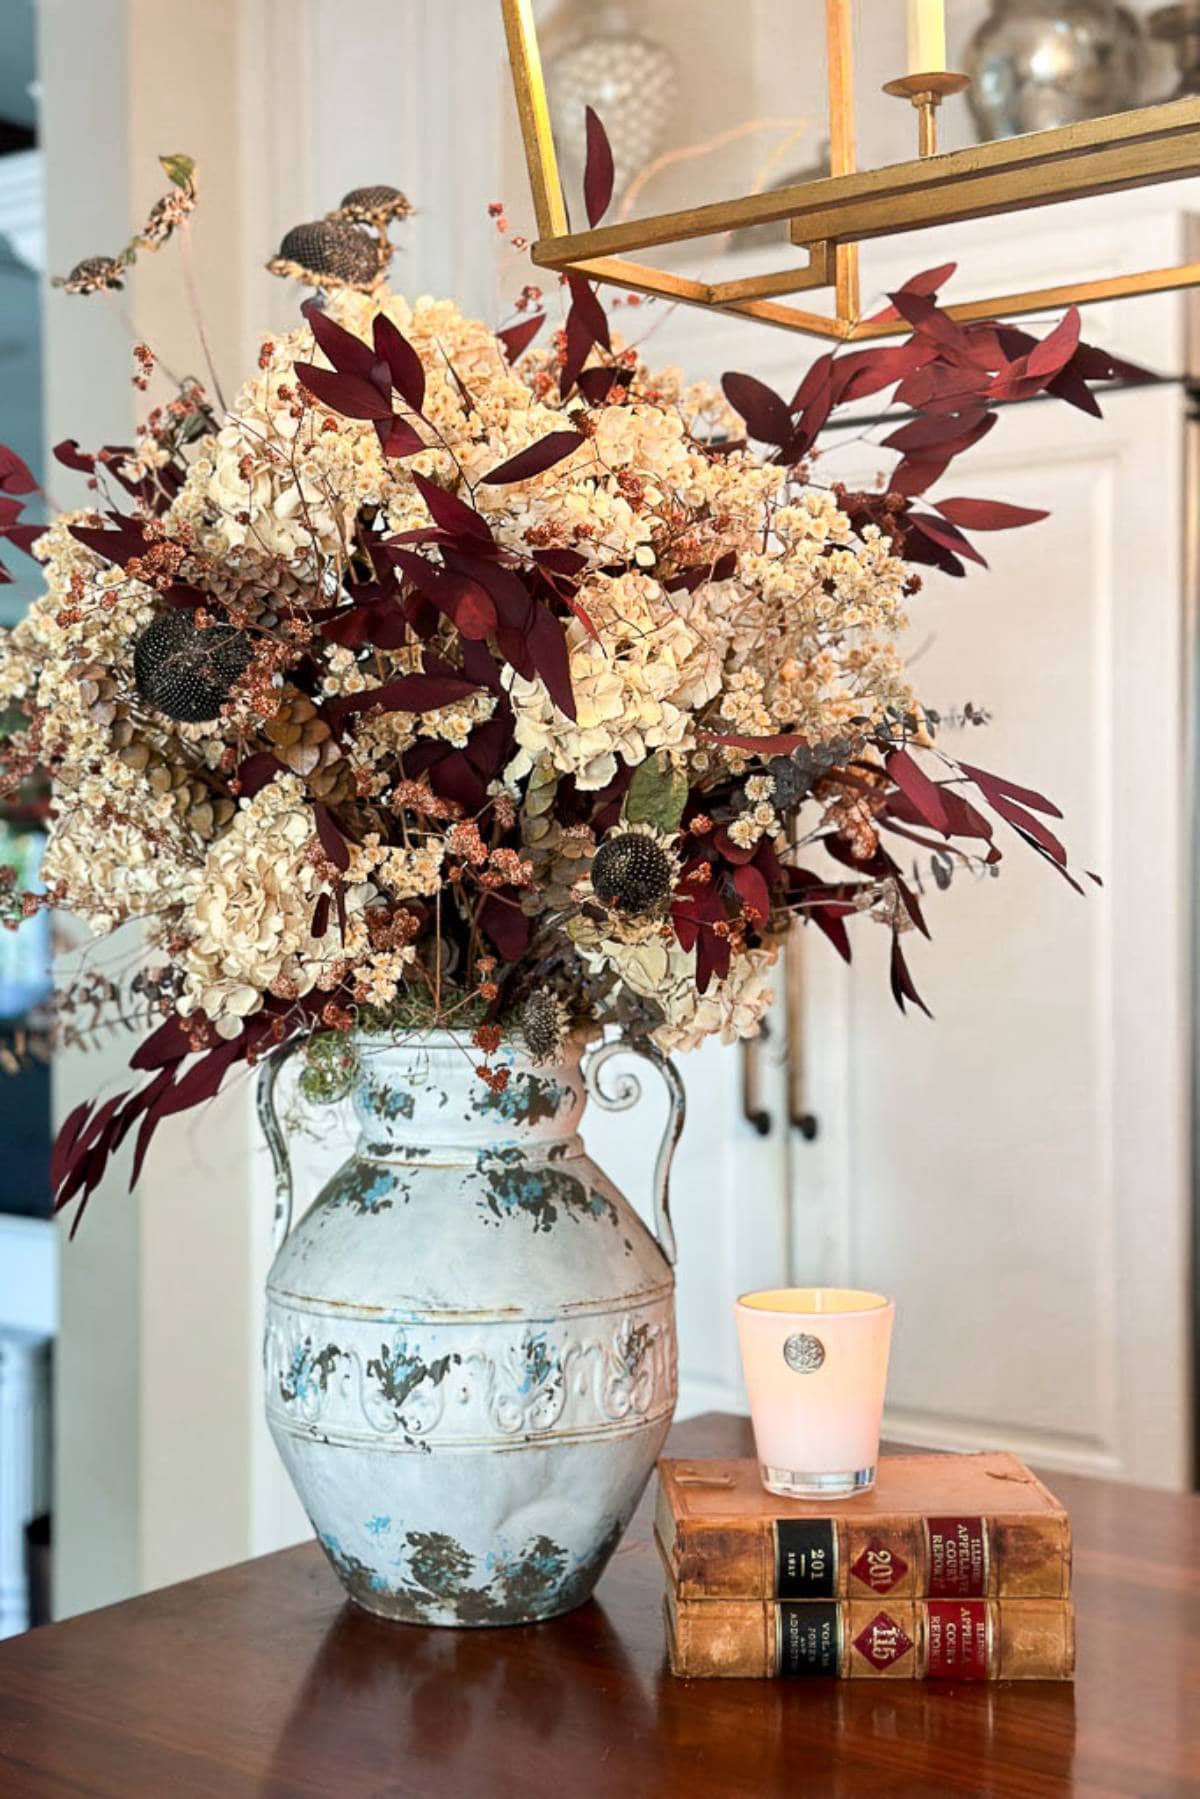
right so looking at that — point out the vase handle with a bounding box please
[256,1039,305,1255]
[581,1034,685,1267]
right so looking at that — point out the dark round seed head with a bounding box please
[133,610,252,724]
[591,831,675,915]
[276,220,380,287]
[338,185,412,220]
[521,989,567,1065]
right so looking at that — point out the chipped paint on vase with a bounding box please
[261,1032,681,1627]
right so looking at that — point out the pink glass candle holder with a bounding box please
[735,1288,894,1499]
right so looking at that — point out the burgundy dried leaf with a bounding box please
[478,891,531,962]
[1026,306,1081,381]
[479,430,584,485]
[907,511,988,567]
[0,444,36,494]
[531,546,589,577]
[313,802,350,871]
[789,352,836,415]
[523,601,576,720]
[324,670,481,726]
[53,439,96,474]
[130,1013,193,1071]
[886,288,967,356]
[720,371,794,447]
[576,366,624,404]
[566,276,611,352]
[411,471,493,543]
[583,105,616,228]
[236,751,286,796]
[302,301,379,380]
[864,262,957,323]
[155,1039,244,1121]
[890,932,933,1019]
[372,313,427,414]
[311,893,331,940]
[444,549,535,635]
[733,862,772,924]
[957,760,1063,819]
[881,407,992,454]
[497,313,545,363]
[1044,363,1104,419]
[704,728,811,755]
[829,343,932,409]
[375,416,426,459]
[934,496,1048,531]
[390,548,498,640]
[50,1099,94,1195]
[294,362,392,421]
[889,455,957,499]
[886,748,951,835]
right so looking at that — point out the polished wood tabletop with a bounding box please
[0,1411,1197,1798]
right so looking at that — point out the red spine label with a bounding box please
[849,1538,909,1595]
[851,1610,915,1672]
[926,1516,988,1597]
[925,1600,990,1679]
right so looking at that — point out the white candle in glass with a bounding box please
[736,1287,894,1498]
[907,0,947,73]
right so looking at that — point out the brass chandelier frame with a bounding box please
[502,0,1200,340]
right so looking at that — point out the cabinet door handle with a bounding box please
[740,1031,771,1136]
[786,923,819,1141]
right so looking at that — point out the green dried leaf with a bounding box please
[160,153,196,190]
[623,752,687,833]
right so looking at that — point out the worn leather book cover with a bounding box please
[656,1454,1071,1600]
[664,1588,1076,1680]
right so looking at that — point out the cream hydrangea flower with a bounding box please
[178,776,376,1037]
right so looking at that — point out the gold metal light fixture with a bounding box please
[502,0,1200,339]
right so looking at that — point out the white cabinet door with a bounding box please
[795,384,1193,1488]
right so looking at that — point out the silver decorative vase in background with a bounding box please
[544,1,678,211]
[965,0,1145,139]
[258,1032,682,1627]
[1148,3,1200,98]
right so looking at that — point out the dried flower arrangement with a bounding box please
[0,128,1144,1222]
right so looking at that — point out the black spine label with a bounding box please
[778,1600,841,1676]
[776,1518,837,1598]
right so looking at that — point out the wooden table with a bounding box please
[0,1412,1197,1798]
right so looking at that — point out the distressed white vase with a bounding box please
[258,1031,682,1627]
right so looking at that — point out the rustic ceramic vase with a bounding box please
[258,1031,682,1627]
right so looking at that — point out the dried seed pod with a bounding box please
[332,185,413,226]
[61,256,126,295]
[267,220,384,293]
[590,826,676,917]
[133,610,252,723]
[520,989,570,1065]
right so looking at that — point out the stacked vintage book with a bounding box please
[656,1453,1074,1680]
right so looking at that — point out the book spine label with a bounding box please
[924,1600,991,1679]
[925,1517,989,1597]
[778,1600,841,1674]
[775,1519,837,1598]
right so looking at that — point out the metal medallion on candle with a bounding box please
[782,1331,826,1374]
